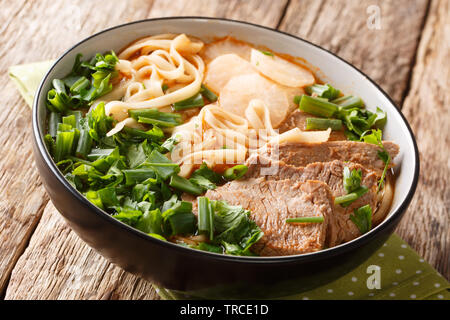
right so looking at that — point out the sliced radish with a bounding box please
[250,49,315,88]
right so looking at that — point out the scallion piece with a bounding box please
[332,95,364,109]
[334,186,369,207]
[123,168,156,186]
[54,130,75,162]
[197,197,214,240]
[305,118,343,131]
[173,92,204,111]
[169,175,203,196]
[164,211,196,235]
[70,76,90,94]
[200,84,218,102]
[299,95,339,118]
[305,84,340,100]
[286,216,324,223]
[129,108,181,123]
[62,114,76,128]
[48,112,61,138]
[75,129,92,158]
[137,116,178,128]
[223,165,248,180]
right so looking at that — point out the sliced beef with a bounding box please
[245,155,379,244]
[205,180,335,256]
[260,140,399,176]
[278,109,347,141]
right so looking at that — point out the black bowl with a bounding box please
[32,17,420,299]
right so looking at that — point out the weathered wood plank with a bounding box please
[395,0,449,279]
[279,0,430,105]
[2,0,287,299]
[0,0,154,296]
[4,202,159,300]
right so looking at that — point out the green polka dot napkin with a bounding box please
[10,61,449,301]
[155,234,449,300]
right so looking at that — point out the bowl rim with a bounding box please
[32,16,420,264]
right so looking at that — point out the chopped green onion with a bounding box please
[137,116,178,128]
[299,95,339,118]
[360,129,390,191]
[223,165,248,180]
[48,112,61,138]
[123,168,156,186]
[75,128,93,158]
[260,50,274,56]
[62,114,76,128]
[305,84,340,100]
[286,216,325,223]
[198,197,214,240]
[200,84,218,102]
[305,118,343,131]
[173,92,204,111]
[54,130,75,162]
[164,211,196,235]
[128,108,181,124]
[122,126,164,141]
[334,186,368,207]
[70,76,90,94]
[148,233,166,241]
[169,175,203,196]
[332,95,364,109]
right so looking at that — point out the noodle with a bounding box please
[98,33,333,175]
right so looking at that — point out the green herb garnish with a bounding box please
[350,204,372,234]
[360,129,390,191]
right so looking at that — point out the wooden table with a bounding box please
[0,0,448,299]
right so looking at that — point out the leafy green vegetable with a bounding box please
[350,204,372,234]
[169,175,203,196]
[112,209,143,226]
[189,162,224,191]
[193,242,223,254]
[212,200,263,255]
[44,51,266,257]
[135,208,164,235]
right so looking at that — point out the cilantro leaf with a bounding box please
[350,204,372,234]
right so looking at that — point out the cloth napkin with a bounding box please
[10,61,449,300]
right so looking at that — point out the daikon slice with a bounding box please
[201,37,252,63]
[204,54,256,94]
[219,73,289,128]
[250,49,315,88]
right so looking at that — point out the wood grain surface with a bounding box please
[0,0,448,300]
